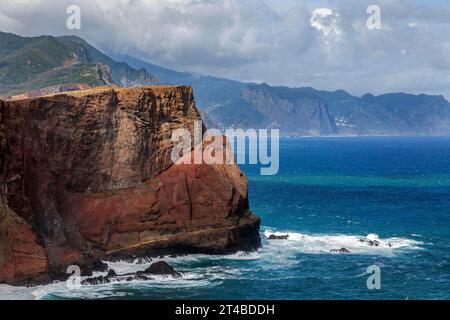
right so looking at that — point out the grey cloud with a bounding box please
[1,0,450,98]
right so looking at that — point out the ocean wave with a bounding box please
[0,229,424,300]
[262,229,423,255]
[0,284,41,300]
[218,251,261,261]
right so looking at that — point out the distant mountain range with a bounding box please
[2,31,450,136]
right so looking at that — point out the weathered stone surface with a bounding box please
[0,86,260,284]
[0,196,49,285]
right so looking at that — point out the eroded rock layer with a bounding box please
[0,86,260,284]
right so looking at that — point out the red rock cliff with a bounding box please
[0,86,260,285]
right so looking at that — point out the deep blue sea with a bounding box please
[2,136,450,299]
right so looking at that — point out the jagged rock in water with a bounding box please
[106,269,118,277]
[359,239,380,247]
[81,270,121,286]
[0,86,261,285]
[140,261,181,278]
[81,261,182,286]
[81,275,112,286]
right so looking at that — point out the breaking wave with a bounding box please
[0,228,424,300]
[262,229,424,255]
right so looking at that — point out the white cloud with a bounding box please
[310,7,342,46]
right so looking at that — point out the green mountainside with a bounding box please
[0,31,156,96]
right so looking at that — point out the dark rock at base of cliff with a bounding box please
[139,261,181,278]
[107,212,261,260]
[106,269,118,277]
[92,259,109,272]
[81,261,181,286]
[81,268,140,286]
[81,275,113,286]
[81,269,119,286]
[267,234,289,240]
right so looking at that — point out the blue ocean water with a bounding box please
[6,136,450,300]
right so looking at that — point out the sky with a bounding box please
[1,0,450,98]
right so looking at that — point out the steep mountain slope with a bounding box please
[239,84,338,135]
[0,32,156,96]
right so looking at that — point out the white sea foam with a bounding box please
[263,229,423,255]
[0,284,41,300]
[0,229,424,300]
[219,251,261,260]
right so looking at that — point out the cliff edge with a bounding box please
[0,86,260,285]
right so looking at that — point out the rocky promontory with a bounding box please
[0,85,260,285]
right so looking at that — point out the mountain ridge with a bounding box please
[1,31,449,136]
[116,53,450,136]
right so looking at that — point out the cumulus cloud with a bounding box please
[1,0,450,98]
[310,8,342,39]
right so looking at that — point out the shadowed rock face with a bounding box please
[0,199,49,285]
[0,86,260,285]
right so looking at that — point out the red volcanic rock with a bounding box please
[0,197,49,284]
[0,86,260,284]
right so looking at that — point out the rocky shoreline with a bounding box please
[81,261,183,286]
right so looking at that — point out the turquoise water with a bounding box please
[21,136,450,299]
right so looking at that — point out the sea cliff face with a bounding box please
[0,86,260,285]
